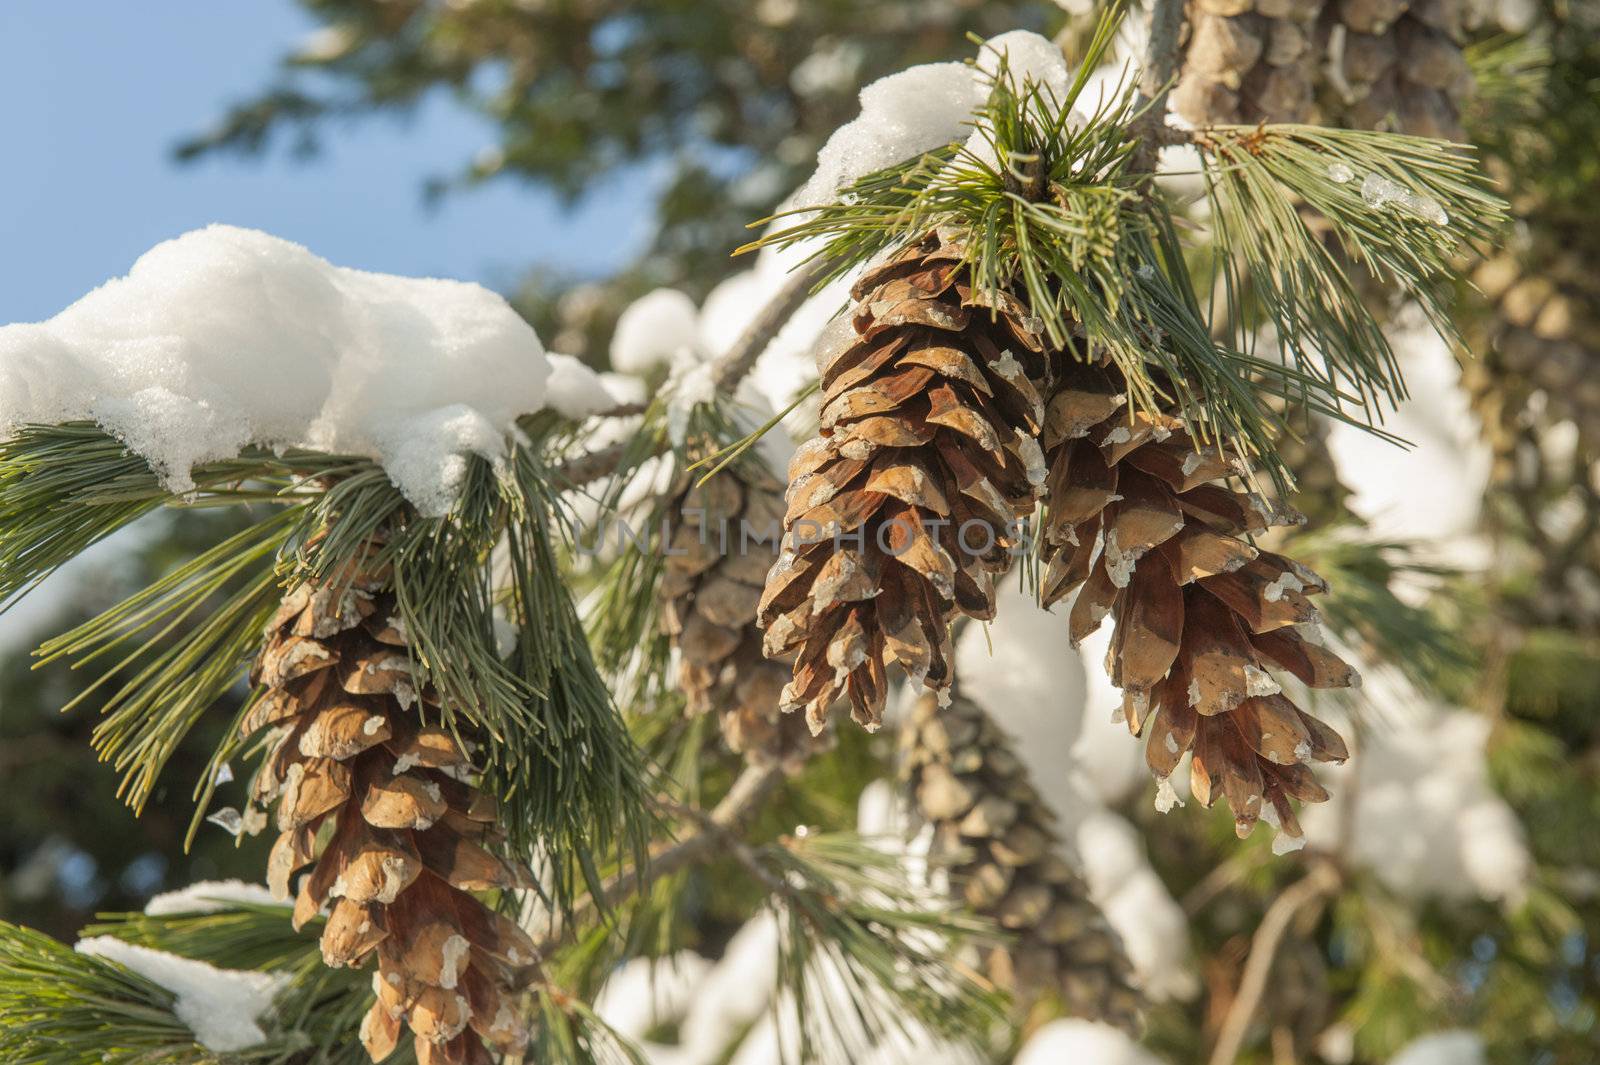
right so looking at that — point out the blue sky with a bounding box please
[0,2,648,324]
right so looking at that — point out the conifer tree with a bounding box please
[6,4,1587,1064]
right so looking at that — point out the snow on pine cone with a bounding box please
[1172,0,1328,126]
[660,461,818,770]
[900,690,1143,1031]
[1320,0,1474,140]
[242,535,537,1065]
[1038,362,1357,840]
[758,229,1050,733]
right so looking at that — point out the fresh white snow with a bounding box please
[1300,665,1530,904]
[75,936,289,1051]
[795,31,1078,207]
[0,224,574,516]
[1013,1020,1167,1065]
[143,879,285,916]
[545,353,623,420]
[1388,1030,1488,1065]
[609,288,702,375]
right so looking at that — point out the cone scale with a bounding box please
[243,534,537,1065]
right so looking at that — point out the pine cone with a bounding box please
[660,462,818,770]
[1462,233,1600,630]
[244,537,537,1065]
[1322,0,1473,140]
[900,691,1143,1030]
[1173,0,1327,126]
[759,229,1049,732]
[1038,361,1357,838]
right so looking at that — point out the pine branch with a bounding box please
[760,831,1008,1060]
[0,914,373,1065]
[554,256,832,490]
[1131,0,1187,171]
[532,763,785,951]
[1196,124,1506,418]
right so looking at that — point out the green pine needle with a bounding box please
[760,832,1008,1061]
[0,420,651,917]
[744,15,1505,488]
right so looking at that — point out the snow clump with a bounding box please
[796,31,1076,207]
[143,879,285,916]
[75,937,290,1051]
[0,224,588,516]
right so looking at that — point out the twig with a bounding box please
[1206,862,1341,1065]
[529,763,784,951]
[554,258,832,488]
[1133,0,1188,173]
[708,257,832,394]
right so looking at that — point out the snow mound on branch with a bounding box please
[1014,1019,1168,1065]
[594,953,713,1044]
[610,288,701,375]
[1301,667,1530,904]
[75,936,289,1051]
[1389,1030,1487,1065]
[1326,306,1490,550]
[144,879,284,916]
[796,31,1074,207]
[0,225,560,516]
[546,353,622,420]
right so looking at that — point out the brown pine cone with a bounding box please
[1038,362,1357,839]
[1322,0,1473,139]
[1462,233,1600,630]
[1173,0,1328,126]
[758,229,1050,732]
[243,536,537,1064]
[660,460,818,770]
[900,690,1144,1031]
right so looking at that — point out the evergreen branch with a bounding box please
[37,508,295,814]
[1196,124,1507,418]
[3,419,651,915]
[758,832,1007,1061]
[1287,530,1474,699]
[82,903,314,974]
[527,989,651,1065]
[0,916,378,1065]
[0,920,203,1065]
[1131,0,1187,171]
[532,764,785,952]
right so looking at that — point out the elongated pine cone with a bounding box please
[758,229,1050,732]
[1173,0,1328,125]
[1462,233,1600,630]
[660,460,818,770]
[1039,363,1356,840]
[243,537,537,1065]
[901,691,1143,1030]
[1320,0,1473,139]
